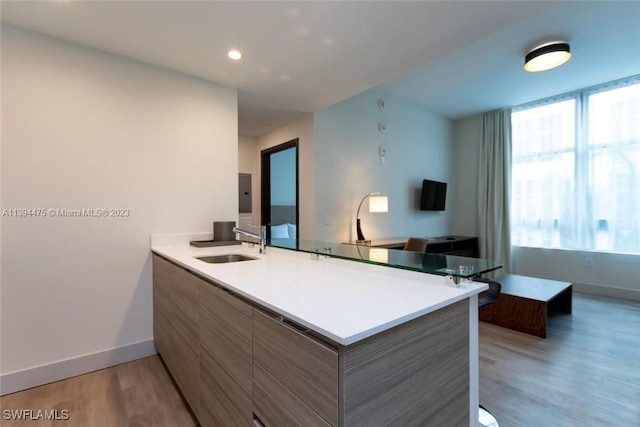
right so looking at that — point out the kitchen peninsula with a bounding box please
[151,236,490,427]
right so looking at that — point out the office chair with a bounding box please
[403,237,429,252]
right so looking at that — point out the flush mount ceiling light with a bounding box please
[227,50,242,60]
[524,41,571,72]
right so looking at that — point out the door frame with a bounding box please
[260,138,299,240]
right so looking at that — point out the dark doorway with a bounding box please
[261,139,299,240]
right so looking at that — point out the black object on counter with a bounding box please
[190,240,241,248]
[189,220,240,247]
[213,221,236,242]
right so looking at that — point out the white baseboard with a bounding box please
[0,339,157,396]
[574,282,640,302]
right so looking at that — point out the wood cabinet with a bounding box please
[153,254,471,427]
[171,262,200,416]
[152,255,200,416]
[253,309,338,426]
[199,280,253,426]
[152,255,173,370]
[153,254,254,425]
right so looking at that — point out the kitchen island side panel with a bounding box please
[342,299,470,426]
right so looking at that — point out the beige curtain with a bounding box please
[478,109,512,274]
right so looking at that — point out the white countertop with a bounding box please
[151,237,487,345]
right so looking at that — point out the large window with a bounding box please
[511,77,640,255]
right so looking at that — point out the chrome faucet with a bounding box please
[233,225,266,254]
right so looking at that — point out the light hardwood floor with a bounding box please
[479,292,640,427]
[1,293,638,426]
[0,356,197,427]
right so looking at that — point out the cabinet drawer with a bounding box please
[253,362,331,427]
[252,309,338,426]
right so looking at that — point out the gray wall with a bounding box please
[450,115,481,238]
[313,89,453,243]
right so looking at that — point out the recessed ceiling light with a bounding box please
[228,50,242,60]
[524,41,571,72]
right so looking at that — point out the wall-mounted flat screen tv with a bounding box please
[420,179,447,211]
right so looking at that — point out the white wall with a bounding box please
[256,114,314,241]
[314,89,452,243]
[238,135,259,229]
[512,247,640,299]
[451,113,640,300]
[0,25,238,392]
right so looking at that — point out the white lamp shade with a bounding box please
[369,196,388,213]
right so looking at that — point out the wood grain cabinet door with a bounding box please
[199,282,253,427]
[152,255,173,369]
[171,263,201,417]
[153,255,200,417]
[252,309,338,427]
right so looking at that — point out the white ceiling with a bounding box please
[2,1,639,137]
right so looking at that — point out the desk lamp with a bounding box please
[356,192,388,244]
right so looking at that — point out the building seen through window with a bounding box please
[511,77,640,255]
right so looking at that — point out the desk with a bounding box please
[344,236,479,257]
[423,236,479,257]
[341,237,409,249]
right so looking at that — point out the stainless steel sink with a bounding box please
[195,254,258,264]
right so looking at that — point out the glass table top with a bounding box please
[268,238,503,278]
